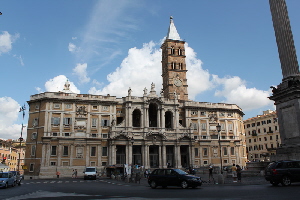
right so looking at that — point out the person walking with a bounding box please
[74,169,78,178]
[72,169,75,178]
[56,171,60,178]
[231,164,237,182]
[236,165,242,182]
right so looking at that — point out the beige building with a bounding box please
[0,139,25,173]
[24,17,247,178]
[244,110,281,162]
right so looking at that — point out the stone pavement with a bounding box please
[101,173,269,187]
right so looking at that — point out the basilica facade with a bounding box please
[24,18,246,178]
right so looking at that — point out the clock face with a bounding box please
[174,78,182,87]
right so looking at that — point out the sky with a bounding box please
[1,0,300,140]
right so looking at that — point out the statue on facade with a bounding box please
[143,87,147,95]
[151,82,155,91]
[128,87,132,96]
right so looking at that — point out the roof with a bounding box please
[166,16,181,40]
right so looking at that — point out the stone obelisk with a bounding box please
[269,0,300,160]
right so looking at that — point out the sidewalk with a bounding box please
[100,173,269,187]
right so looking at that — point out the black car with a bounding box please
[147,168,202,189]
[265,160,300,186]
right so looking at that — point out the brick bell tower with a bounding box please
[161,16,188,101]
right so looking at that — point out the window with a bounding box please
[51,117,60,126]
[270,136,273,140]
[50,162,56,166]
[35,105,39,110]
[227,113,233,117]
[223,147,228,156]
[221,124,225,130]
[102,147,108,156]
[101,119,110,127]
[231,147,235,155]
[90,162,96,166]
[203,148,208,156]
[171,62,176,69]
[52,132,58,136]
[91,147,96,157]
[63,118,72,126]
[251,123,255,127]
[91,133,97,138]
[267,119,272,124]
[264,137,267,141]
[92,105,98,110]
[246,124,250,128]
[102,134,108,138]
[171,46,175,54]
[200,112,206,116]
[228,124,233,131]
[31,145,36,156]
[53,103,60,109]
[51,146,57,156]
[275,126,278,131]
[203,160,208,165]
[191,111,197,115]
[178,48,182,55]
[248,139,251,143]
[64,132,70,137]
[92,118,98,128]
[262,121,266,125]
[201,123,206,130]
[195,148,199,157]
[31,132,37,140]
[65,104,72,109]
[191,123,198,130]
[102,162,107,166]
[219,112,225,117]
[63,146,68,156]
[257,122,260,126]
[32,118,39,127]
[29,163,34,172]
[178,63,183,70]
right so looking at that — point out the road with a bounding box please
[1,178,300,200]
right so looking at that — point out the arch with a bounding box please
[132,109,141,127]
[149,103,158,127]
[165,111,173,129]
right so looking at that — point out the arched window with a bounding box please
[171,47,175,54]
[172,62,176,69]
[149,103,158,127]
[178,48,182,55]
[132,109,141,127]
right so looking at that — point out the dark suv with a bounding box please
[148,168,202,189]
[265,160,300,186]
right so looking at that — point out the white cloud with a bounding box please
[88,39,272,114]
[0,31,20,55]
[0,97,26,140]
[68,42,80,53]
[13,54,24,66]
[73,63,90,84]
[213,75,273,111]
[44,75,80,93]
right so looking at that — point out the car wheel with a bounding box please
[282,176,291,186]
[150,181,157,189]
[270,181,279,186]
[4,182,8,188]
[181,181,188,189]
[12,182,16,187]
[18,181,21,186]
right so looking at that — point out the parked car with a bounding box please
[10,171,22,186]
[0,172,15,188]
[148,168,202,189]
[265,160,300,186]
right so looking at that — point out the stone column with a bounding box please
[162,144,167,168]
[145,144,149,169]
[86,145,89,166]
[70,144,74,166]
[157,109,161,128]
[57,144,61,167]
[97,145,102,166]
[190,144,195,167]
[175,145,182,168]
[269,0,299,79]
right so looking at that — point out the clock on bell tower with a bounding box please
[161,16,188,101]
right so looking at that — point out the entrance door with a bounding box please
[149,145,159,168]
[180,145,189,168]
[166,145,174,168]
[116,145,126,164]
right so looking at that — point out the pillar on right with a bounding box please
[269,0,300,160]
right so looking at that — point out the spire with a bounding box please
[166,16,181,40]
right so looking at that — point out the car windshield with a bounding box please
[0,173,8,178]
[173,169,188,175]
[86,168,95,172]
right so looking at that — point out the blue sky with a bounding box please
[1,0,300,140]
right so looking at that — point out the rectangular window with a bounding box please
[64,132,70,137]
[65,104,72,109]
[31,132,37,140]
[92,118,98,128]
[63,146,68,156]
[51,146,57,156]
[200,112,206,116]
[31,145,36,156]
[203,161,208,165]
[52,132,58,136]
[223,147,228,156]
[201,123,206,130]
[91,147,96,157]
[102,134,108,138]
[221,123,225,130]
[195,148,199,157]
[102,162,107,166]
[101,119,110,127]
[50,161,56,166]
[63,118,72,126]
[90,161,96,166]
[29,163,34,172]
[102,106,109,111]
[51,117,60,126]
[228,124,233,131]
[102,147,108,156]
[92,106,98,110]
[203,148,208,156]
[54,103,60,109]
[231,147,235,155]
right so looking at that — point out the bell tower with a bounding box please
[161,17,188,101]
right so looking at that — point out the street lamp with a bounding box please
[216,123,222,174]
[17,137,23,171]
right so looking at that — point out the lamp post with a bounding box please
[18,104,26,172]
[216,123,222,174]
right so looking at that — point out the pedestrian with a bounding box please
[236,165,242,182]
[209,165,214,183]
[56,171,60,178]
[74,169,78,178]
[144,169,149,178]
[72,169,75,178]
[231,164,237,182]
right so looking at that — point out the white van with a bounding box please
[83,167,97,180]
